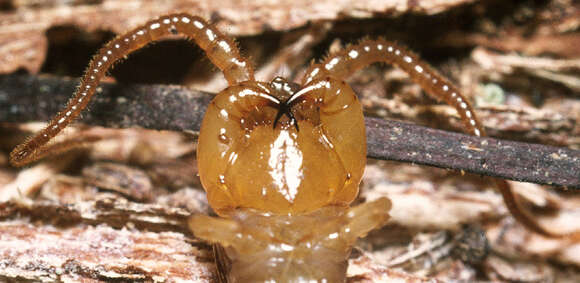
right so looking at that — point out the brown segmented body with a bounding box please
[10,12,580,282]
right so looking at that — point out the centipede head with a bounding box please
[196,77,366,216]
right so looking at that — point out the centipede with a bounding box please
[9,13,580,282]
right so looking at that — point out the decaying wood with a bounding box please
[352,162,580,283]
[0,219,216,282]
[0,0,478,74]
[1,74,578,188]
[471,48,580,92]
[0,0,579,282]
[0,194,196,234]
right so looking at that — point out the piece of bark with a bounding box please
[357,162,580,283]
[0,153,76,201]
[0,195,196,234]
[485,255,554,282]
[471,48,580,92]
[434,2,580,58]
[1,74,578,188]
[0,0,478,74]
[82,162,154,202]
[348,252,446,282]
[0,220,216,282]
[441,32,580,58]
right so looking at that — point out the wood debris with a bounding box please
[0,0,579,281]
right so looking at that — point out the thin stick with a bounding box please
[1,74,578,189]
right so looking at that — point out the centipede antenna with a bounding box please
[303,38,580,240]
[10,13,254,167]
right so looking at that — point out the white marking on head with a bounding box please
[268,130,303,202]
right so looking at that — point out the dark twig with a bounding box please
[0,74,578,188]
[365,119,579,189]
